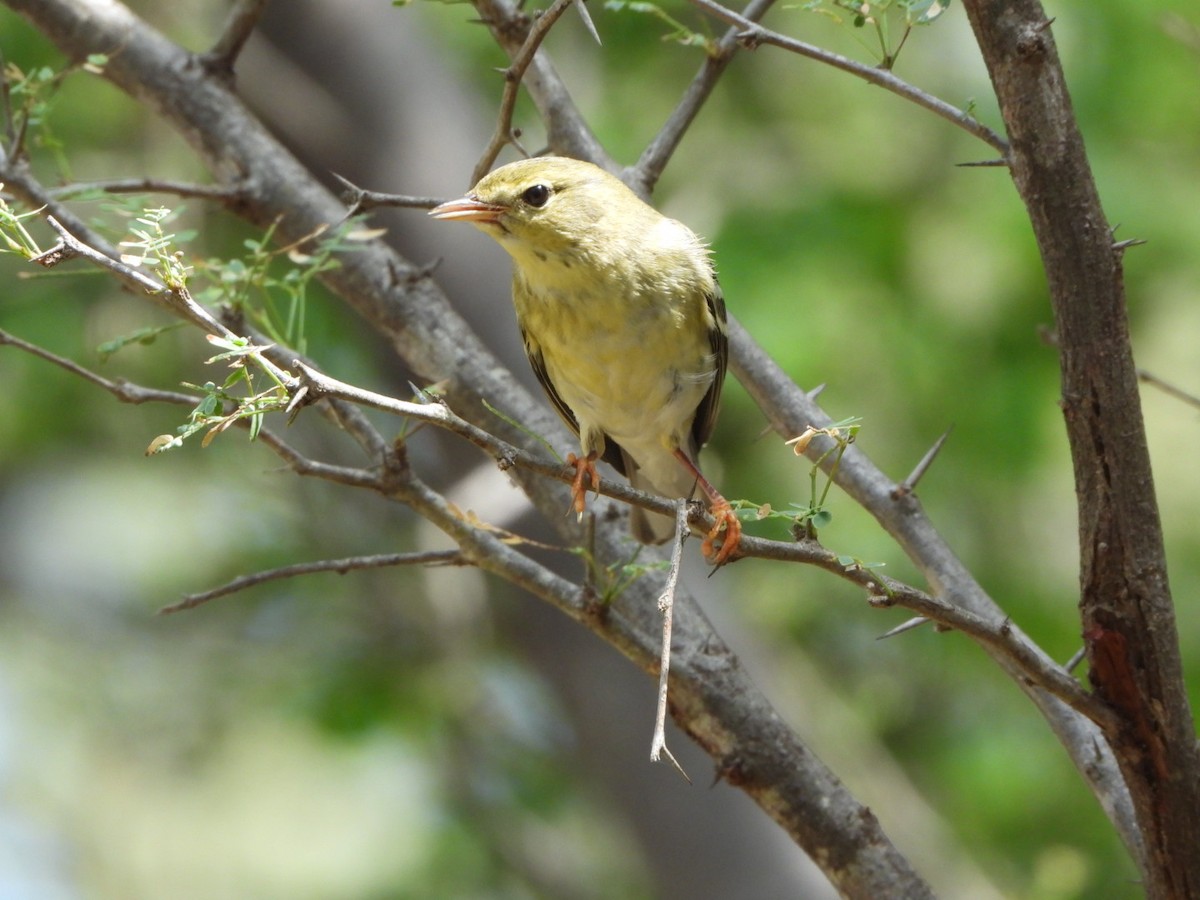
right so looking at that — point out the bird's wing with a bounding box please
[689,278,728,456]
[520,326,628,476]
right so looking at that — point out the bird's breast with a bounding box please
[514,269,716,451]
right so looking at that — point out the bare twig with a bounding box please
[202,0,271,73]
[636,0,778,194]
[46,177,243,202]
[0,327,199,407]
[686,0,1010,156]
[160,549,468,614]
[331,172,442,214]
[470,0,611,167]
[1138,368,1200,412]
[472,0,579,183]
[650,499,692,782]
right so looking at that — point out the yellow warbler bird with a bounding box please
[430,157,740,564]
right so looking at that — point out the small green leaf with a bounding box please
[96,323,184,362]
[811,509,834,528]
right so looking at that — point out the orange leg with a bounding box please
[673,449,742,566]
[565,450,600,518]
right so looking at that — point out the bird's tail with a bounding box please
[624,451,698,544]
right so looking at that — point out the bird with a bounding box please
[429,156,740,565]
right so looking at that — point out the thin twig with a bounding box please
[46,178,243,202]
[254,427,392,491]
[742,533,1117,730]
[686,0,1010,156]
[472,0,579,183]
[469,0,610,166]
[636,0,778,193]
[650,499,693,782]
[331,172,442,214]
[0,151,122,259]
[0,327,199,407]
[1138,368,1200,412]
[159,549,467,614]
[202,0,271,73]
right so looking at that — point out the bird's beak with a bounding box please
[428,195,507,224]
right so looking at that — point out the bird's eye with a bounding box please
[521,184,552,208]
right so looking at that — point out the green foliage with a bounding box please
[603,0,714,51]
[193,219,368,356]
[786,416,861,537]
[742,416,862,537]
[117,206,193,289]
[574,540,671,605]
[0,192,44,258]
[3,53,107,177]
[796,0,950,67]
[145,333,290,454]
[96,322,186,362]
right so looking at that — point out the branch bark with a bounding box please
[960,1,1200,895]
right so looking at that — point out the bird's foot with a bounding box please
[701,499,742,567]
[566,451,600,518]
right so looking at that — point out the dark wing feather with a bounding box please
[521,326,628,476]
[688,278,728,457]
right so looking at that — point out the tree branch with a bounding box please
[160,550,469,614]
[4,6,935,892]
[471,0,579,183]
[201,0,270,75]
[686,0,1010,156]
[960,2,1200,893]
[726,317,1143,860]
[47,177,243,201]
[635,0,778,194]
[468,0,612,168]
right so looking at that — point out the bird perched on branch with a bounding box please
[430,156,740,564]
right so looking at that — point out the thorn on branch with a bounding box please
[1138,368,1200,412]
[573,0,603,47]
[1112,237,1147,253]
[891,425,953,499]
[1065,645,1087,674]
[876,616,930,640]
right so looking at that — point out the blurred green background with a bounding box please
[0,0,1197,897]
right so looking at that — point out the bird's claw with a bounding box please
[701,500,742,567]
[566,451,600,518]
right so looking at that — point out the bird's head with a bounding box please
[429,157,648,264]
